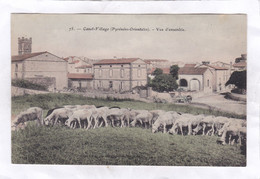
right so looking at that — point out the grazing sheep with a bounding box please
[217,122,246,145]
[130,110,153,128]
[150,110,165,124]
[44,108,73,126]
[106,108,126,127]
[65,109,92,129]
[200,115,216,136]
[90,107,110,128]
[169,114,204,135]
[152,111,180,133]
[13,107,43,129]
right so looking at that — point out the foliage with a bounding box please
[147,76,152,87]
[12,79,48,91]
[152,68,163,76]
[12,124,246,166]
[150,74,178,92]
[225,70,246,90]
[170,65,180,80]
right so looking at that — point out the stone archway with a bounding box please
[190,78,201,91]
[179,79,188,87]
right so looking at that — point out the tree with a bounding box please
[151,74,178,92]
[225,70,246,90]
[152,68,163,76]
[170,65,180,80]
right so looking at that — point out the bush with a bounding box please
[12,79,48,91]
[151,74,178,92]
[225,70,246,91]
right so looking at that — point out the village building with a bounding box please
[11,51,68,91]
[178,63,231,93]
[144,59,171,74]
[200,64,230,92]
[67,73,93,89]
[64,56,94,89]
[233,54,247,71]
[148,67,170,80]
[93,58,147,92]
[178,64,213,93]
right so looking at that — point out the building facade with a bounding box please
[67,73,93,89]
[64,56,94,89]
[178,63,231,93]
[11,51,68,91]
[178,64,213,93]
[93,58,147,92]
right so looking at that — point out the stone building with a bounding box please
[64,56,93,89]
[233,54,247,71]
[93,58,147,92]
[178,63,231,93]
[11,51,68,91]
[178,64,213,93]
[200,64,230,92]
[67,73,93,89]
[18,37,32,55]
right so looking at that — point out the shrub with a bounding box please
[225,70,246,91]
[12,79,48,91]
[151,74,178,92]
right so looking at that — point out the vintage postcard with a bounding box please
[11,14,247,166]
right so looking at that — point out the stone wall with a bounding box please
[11,86,49,97]
[25,77,56,91]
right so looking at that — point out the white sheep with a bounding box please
[13,107,43,129]
[152,111,180,133]
[44,108,73,126]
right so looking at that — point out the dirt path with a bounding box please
[192,93,246,116]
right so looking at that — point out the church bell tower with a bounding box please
[18,37,32,55]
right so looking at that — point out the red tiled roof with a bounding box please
[63,57,69,61]
[67,73,93,79]
[205,64,228,70]
[184,64,197,68]
[75,65,92,69]
[233,61,247,68]
[179,66,208,75]
[12,51,47,62]
[69,60,80,64]
[144,59,168,63]
[149,68,170,74]
[94,58,140,65]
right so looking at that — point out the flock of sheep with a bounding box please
[13,105,247,146]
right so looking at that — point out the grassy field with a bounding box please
[11,93,246,166]
[11,93,246,119]
[12,123,246,166]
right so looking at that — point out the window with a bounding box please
[99,69,102,77]
[109,81,113,89]
[120,81,123,90]
[120,69,124,78]
[180,79,188,87]
[207,79,209,87]
[15,64,18,72]
[15,73,18,79]
[84,69,86,73]
[99,81,102,87]
[137,69,141,77]
[109,69,113,77]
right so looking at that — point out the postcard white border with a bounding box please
[0,1,260,179]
